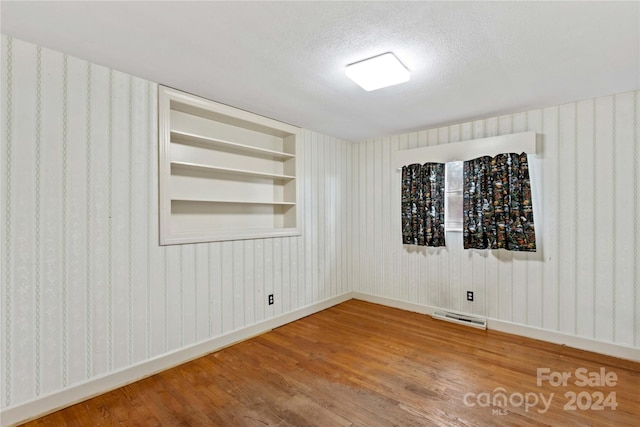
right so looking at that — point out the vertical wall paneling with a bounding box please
[289,238,297,310]
[380,138,389,300]
[574,100,594,338]
[368,140,376,297]
[353,91,639,352]
[594,97,615,342]
[308,132,316,303]
[40,46,64,396]
[106,69,114,371]
[371,139,379,297]
[0,34,636,419]
[561,99,585,334]
[634,91,639,347]
[388,136,397,301]
[34,46,43,397]
[182,245,196,346]
[233,240,245,327]
[318,135,325,302]
[2,36,14,407]
[195,244,207,343]
[543,107,555,329]
[359,141,366,295]
[13,41,35,403]
[351,142,357,293]
[244,240,255,326]
[126,75,134,364]
[253,239,265,323]
[281,238,290,313]
[220,241,232,333]
[330,138,337,298]
[145,80,154,358]
[613,92,636,346]
[355,142,363,293]
[69,51,91,382]
[1,37,353,413]
[303,131,313,306]
[272,238,282,317]
[89,60,107,378]
[330,137,337,298]
[263,237,274,319]
[526,110,543,329]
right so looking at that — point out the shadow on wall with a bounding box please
[402,244,544,263]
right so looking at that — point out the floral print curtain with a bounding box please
[401,163,446,247]
[463,152,536,251]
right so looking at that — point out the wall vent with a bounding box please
[432,310,487,330]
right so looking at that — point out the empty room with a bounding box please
[1,1,639,426]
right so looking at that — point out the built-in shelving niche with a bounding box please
[158,86,302,244]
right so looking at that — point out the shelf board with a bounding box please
[164,227,301,245]
[171,130,295,159]
[171,198,295,206]
[171,161,295,180]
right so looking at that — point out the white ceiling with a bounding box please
[2,1,639,141]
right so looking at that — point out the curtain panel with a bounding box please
[401,163,446,247]
[463,152,536,251]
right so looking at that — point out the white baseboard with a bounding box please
[487,318,640,362]
[353,292,437,316]
[4,291,637,426]
[352,292,640,362]
[0,292,353,427]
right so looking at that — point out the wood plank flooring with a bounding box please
[20,300,640,426]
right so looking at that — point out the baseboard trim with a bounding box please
[353,292,437,316]
[1,292,353,427]
[487,318,640,362]
[5,291,637,426]
[352,292,640,362]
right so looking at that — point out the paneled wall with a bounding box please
[2,33,639,418]
[0,36,352,409]
[351,91,639,350]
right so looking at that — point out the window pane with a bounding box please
[445,193,463,231]
[446,161,463,192]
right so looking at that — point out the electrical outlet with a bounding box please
[466,291,474,302]
[268,294,274,305]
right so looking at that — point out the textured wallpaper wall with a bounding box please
[1,36,353,409]
[351,90,639,350]
[2,33,638,415]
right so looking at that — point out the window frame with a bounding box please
[444,160,464,232]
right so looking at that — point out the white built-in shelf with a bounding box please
[171,130,296,160]
[170,161,295,180]
[171,198,296,206]
[159,86,302,245]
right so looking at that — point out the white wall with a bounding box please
[351,91,639,352]
[2,33,639,423]
[0,36,352,411]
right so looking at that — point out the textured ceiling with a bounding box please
[2,1,639,141]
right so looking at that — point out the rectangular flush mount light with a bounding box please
[346,52,410,91]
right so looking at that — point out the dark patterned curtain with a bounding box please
[463,153,536,251]
[401,163,445,247]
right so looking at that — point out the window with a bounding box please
[445,161,463,232]
[396,131,538,247]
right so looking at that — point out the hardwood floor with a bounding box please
[21,300,640,426]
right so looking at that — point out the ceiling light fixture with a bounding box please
[345,52,410,91]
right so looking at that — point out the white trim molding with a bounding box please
[352,293,640,362]
[0,293,353,427]
[4,292,637,426]
[395,130,537,167]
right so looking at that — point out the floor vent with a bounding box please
[432,310,487,330]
